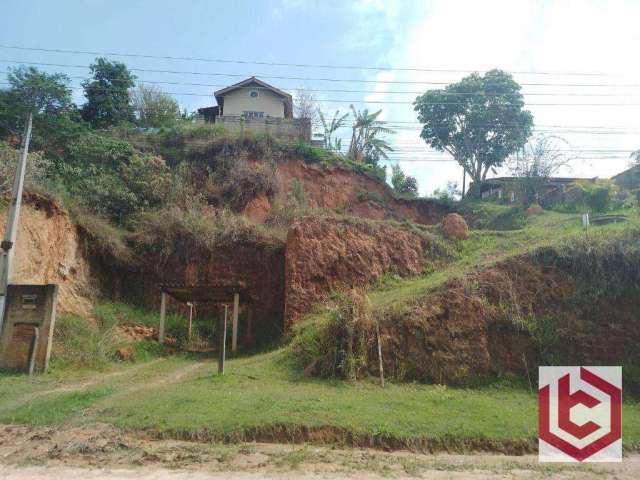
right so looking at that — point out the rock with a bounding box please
[115,346,134,361]
[442,213,469,240]
[526,204,544,216]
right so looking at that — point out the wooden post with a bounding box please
[245,307,253,348]
[376,321,385,388]
[188,302,194,341]
[159,292,167,343]
[232,293,239,352]
[218,304,228,375]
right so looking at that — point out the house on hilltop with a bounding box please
[475,176,597,206]
[197,76,311,143]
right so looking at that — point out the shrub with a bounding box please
[51,314,119,370]
[0,142,52,198]
[218,159,278,211]
[54,132,171,223]
[289,289,374,380]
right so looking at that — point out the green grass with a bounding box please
[1,350,640,450]
[1,205,639,451]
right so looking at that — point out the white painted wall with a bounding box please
[221,88,286,118]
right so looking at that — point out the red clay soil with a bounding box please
[262,158,450,225]
[114,239,286,343]
[284,216,445,328]
[373,245,640,385]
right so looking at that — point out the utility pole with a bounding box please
[0,112,33,333]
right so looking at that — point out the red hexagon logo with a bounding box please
[539,367,621,462]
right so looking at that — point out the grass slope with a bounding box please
[1,206,639,451]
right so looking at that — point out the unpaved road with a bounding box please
[1,424,638,479]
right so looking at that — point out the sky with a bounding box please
[2,0,640,195]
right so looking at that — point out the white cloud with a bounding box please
[360,0,640,194]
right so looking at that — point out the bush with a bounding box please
[289,289,374,380]
[54,132,171,223]
[51,314,119,370]
[0,142,53,198]
[218,159,278,211]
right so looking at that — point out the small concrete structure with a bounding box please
[0,284,58,374]
[157,283,251,375]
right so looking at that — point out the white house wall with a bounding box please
[222,88,286,118]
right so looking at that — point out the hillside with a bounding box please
[1,208,640,457]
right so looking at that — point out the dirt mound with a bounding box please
[0,192,97,317]
[442,213,469,240]
[284,216,450,328]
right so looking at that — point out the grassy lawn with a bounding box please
[1,206,639,451]
[0,350,639,450]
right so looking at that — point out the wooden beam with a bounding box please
[188,302,194,341]
[231,293,239,352]
[159,292,167,343]
[218,304,228,375]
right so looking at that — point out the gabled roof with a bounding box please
[214,76,293,118]
[214,76,292,100]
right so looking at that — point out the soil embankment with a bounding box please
[0,193,96,318]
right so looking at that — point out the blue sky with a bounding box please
[2,0,640,194]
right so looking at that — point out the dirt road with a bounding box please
[1,424,638,479]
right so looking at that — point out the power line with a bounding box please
[3,79,640,107]
[0,44,622,77]
[7,74,640,98]
[3,59,640,88]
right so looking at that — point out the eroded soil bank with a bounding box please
[0,424,638,479]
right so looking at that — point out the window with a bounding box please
[242,111,264,119]
[249,90,259,98]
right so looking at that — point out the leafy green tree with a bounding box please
[81,58,136,128]
[391,164,418,197]
[132,84,180,128]
[0,66,82,151]
[318,109,349,152]
[414,69,533,197]
[348,106,394,162]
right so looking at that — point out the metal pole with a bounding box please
[0,112,33,334]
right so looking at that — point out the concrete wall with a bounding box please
[222,88,286,118]
[217,116,311,143]
[0,284,58,373]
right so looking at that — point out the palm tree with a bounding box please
[348,105,395,162]
[318,109,349,152]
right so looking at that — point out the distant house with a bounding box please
[475,176,597,205]
[197,76,311,143]
[611,164,640,191]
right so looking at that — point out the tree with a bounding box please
[348,105,394,162]
[0,66,84,152]
[632,150,640,165]
[132,84,180,128]
[509,135,570,206]
[294,89,318,122]
[0,66,74,135]
[414,69,533,197]
[318,109,349,152]
[391,164,418,197]
[81,58,136,128]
